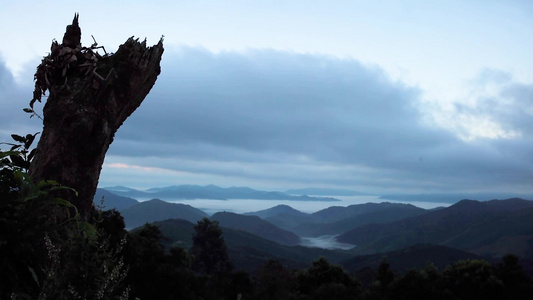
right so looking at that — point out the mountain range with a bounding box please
[104,184,340,202]
[285,187,368,196]
[245,202,427,237]
[380,192,533,204]
[150,218,484,273]
[94,188,533,274]
[150,218,354,272]
[337,198,533,258]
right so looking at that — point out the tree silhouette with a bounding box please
[254,260,294,300]
[298,257,360,300]
[442,259,504,300]
[191,218,233,276]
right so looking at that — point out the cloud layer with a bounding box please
[1,49,532,195]
[103,48,533,193]
[0,58,40,141]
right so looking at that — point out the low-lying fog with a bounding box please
[164,195,450,215]
[300,235,356,250]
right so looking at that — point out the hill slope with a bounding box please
[246,205,314,232]
[245,204,309,219]
[341,244,481,273]
[312,202,425,223]
[151,218,353,272]
[93,188,139,210]
[295,203,427,237]
[211,212,301,246]
[119,199,208,229]
[257,202,427,237]
[337,198,533,258]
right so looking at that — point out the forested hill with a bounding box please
[248,202,427,237]
[211,211,301,246]
[94,188,139,210]
[338,198,533,258]
[119,199,208,228]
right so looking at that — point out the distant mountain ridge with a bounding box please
[312,202,423,223]
[296,203,428,237]
[245,204,310,219]
[337,198,533,258]
[103,185,340,202]
[286,188,368,196]
[380,193,533,204]
[245,205,315,235]
[246,202,427,237]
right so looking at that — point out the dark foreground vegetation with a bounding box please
[120,219,533,300]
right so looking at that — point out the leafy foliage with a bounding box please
[441,259,504,300]
[1,134,131,299]
[125,224,198,299]
[1,133,78,297]
[38,209,130,300]
[80,215,533,299]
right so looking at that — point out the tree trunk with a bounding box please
[29,15,164,217]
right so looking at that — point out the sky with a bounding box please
[1,1,533,196]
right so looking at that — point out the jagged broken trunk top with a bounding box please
[29,15,164,217]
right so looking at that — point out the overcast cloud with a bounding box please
[2,48,533,195]
[0,59,39,140]
[94,48,533,194]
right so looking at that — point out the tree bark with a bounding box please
[29,15,164,217]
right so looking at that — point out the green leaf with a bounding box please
[54,197,77,219]
[24,134,36,149]
[10,144,21,151]
[54,197,75,208]
[28,148,37,162]
[49,186,78,197]
[23,108,33,113]
[78,222,98,240]
[37,179,61,190]
[9,154,26,168]
[11,134,25,143]
[36,180,47,189]
[44,179,61,186]
[13,170,26,183]
[0,151,19,159]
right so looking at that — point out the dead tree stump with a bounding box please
[29,14,164,217]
